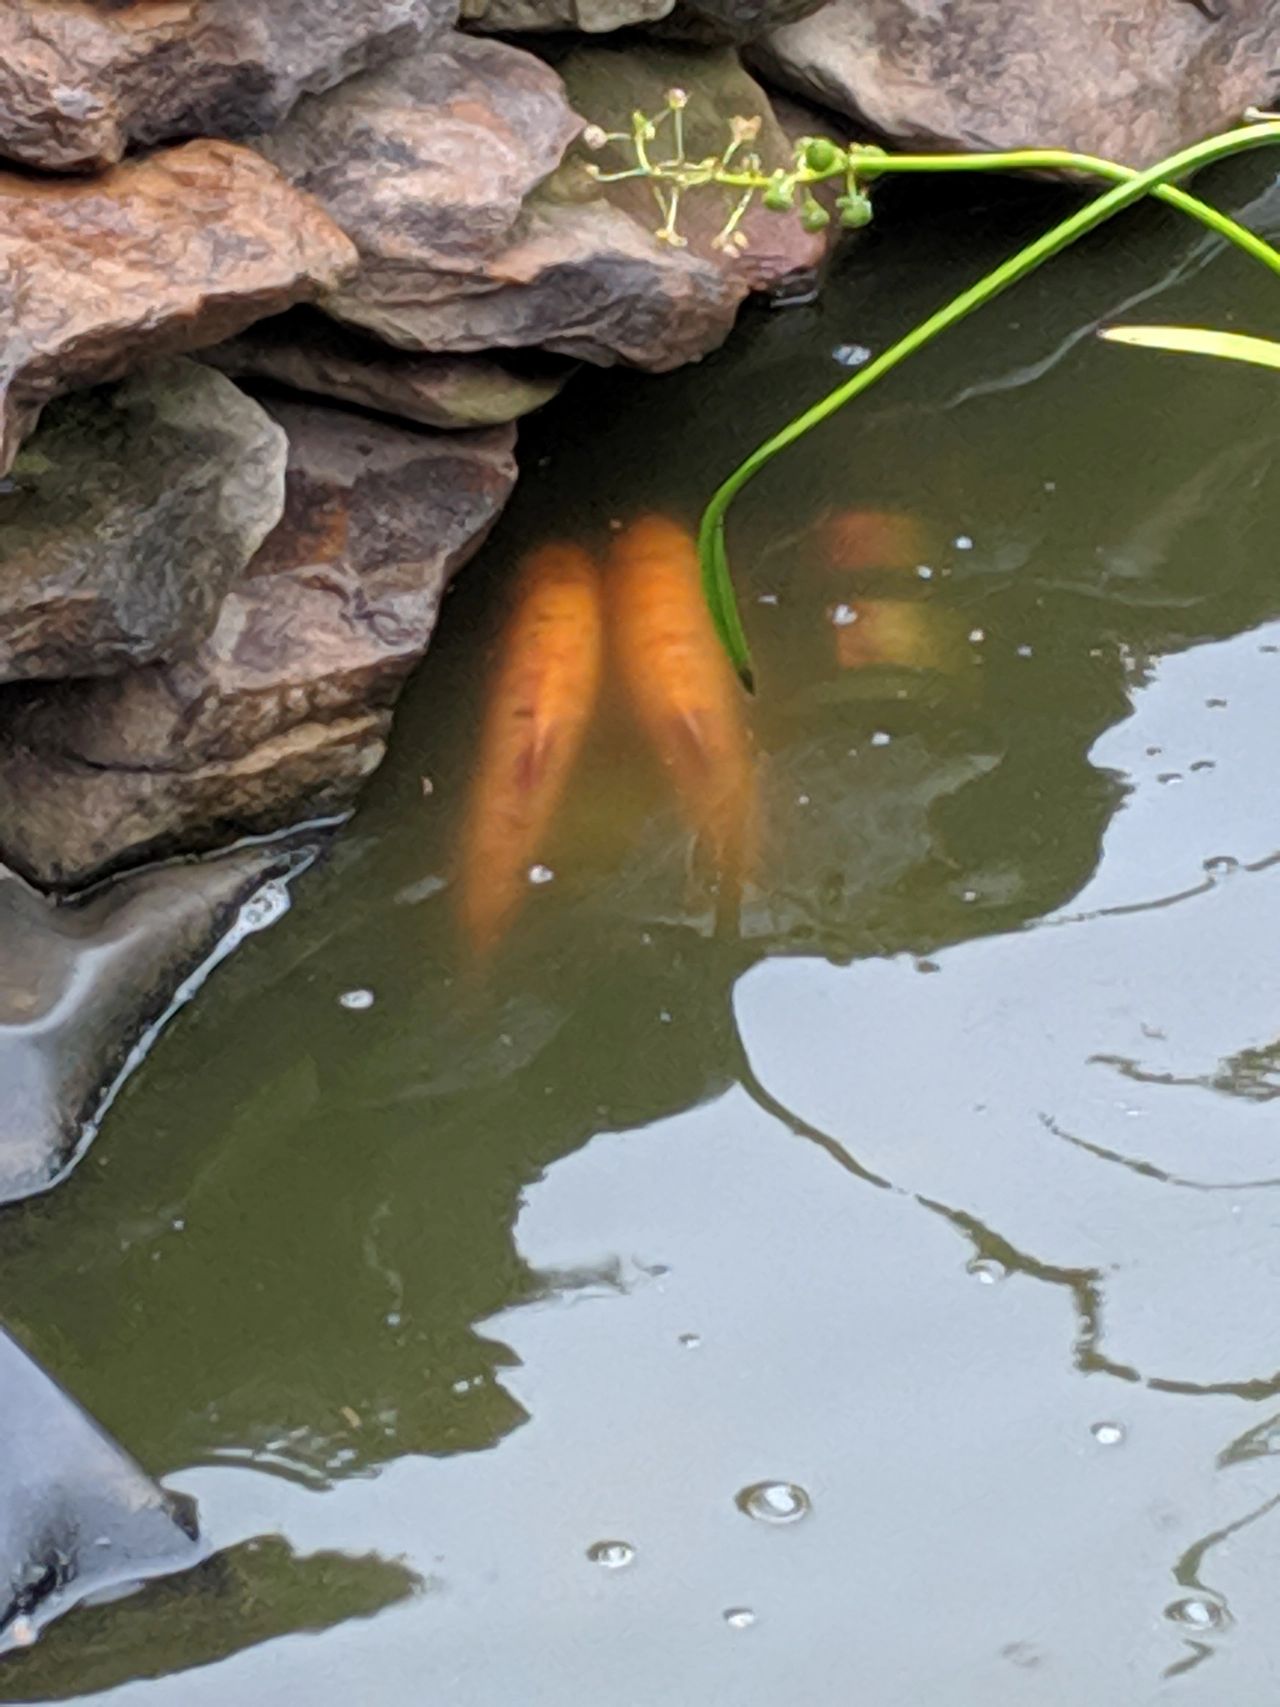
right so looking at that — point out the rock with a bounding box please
[0,1328,203,1653]
[0,1539,420,1698]
[275,38,824,369]
[256,34,583,325]
[0,363,286,688]
[462,0,820,40]
[0,845,301,1204]
[751,0,1279,169]
[0,406,518,890]
[461,0,669,34]
[0,139,356,475]
[204,309,570,430]
[0,0,458,174]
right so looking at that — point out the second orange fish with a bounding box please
[610,514,757,892]
[457,542,605,958]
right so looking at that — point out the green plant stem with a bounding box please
[698,122,1280,689]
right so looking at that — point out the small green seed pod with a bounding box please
[762,176,795,211]
[803,137,842,173]
[800,196,831,232]
[836,191,873,229]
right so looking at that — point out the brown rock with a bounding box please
[0,404,518,890]
[257,34,583,318]
[204,309,570,429]
[461,0,820,40]
[752,0,1279,169]
[276,38,824,369]
[0,0,458,174]
[0,362,287,687]
[0,139,357,475]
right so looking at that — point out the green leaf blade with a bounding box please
[1099,324,1280,371]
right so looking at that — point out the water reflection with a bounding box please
[5,161,1280,1698]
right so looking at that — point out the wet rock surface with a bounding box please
[282,38,823,369]
[0,1538,420,1699]
[0,362,286,688]
[0,1328,202,1654]
[0,0,458,174]
[0,139,356,475]
[0,405,517,891]
[752,0,1280,169]
[204,311,569,430]
[0,846,298,1205]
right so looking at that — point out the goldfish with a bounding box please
[835,596,968,680]
[457,542,604,958]
[819,507,932,576]
[609,515,757,894]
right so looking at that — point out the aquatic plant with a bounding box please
[585,101,1280,687]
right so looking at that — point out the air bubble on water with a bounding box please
[966,1257,1006,1285]
[968,628,985,644]
[961,889,977,903]
[528,863,556,885]
[587,1540,636,1569]
[830,603,858,627]
[1091,1421,1125,1446]
[736,1481,812,1525]
[916,565,934,580]
[338,988,375,1011]
[870,731,891,747]
[724,1608,757,1629]
[954,534,974,550]
[1165,1596,1229,1631]
[1016,644,1033,658]
[679,1332,702,1349]
[659,1010,673,1024]
[796,794,811,806]
[833,343,871,368]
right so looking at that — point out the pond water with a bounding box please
[6,159,1280,1705]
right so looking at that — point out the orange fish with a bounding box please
[820,507,931,575]
[458,542,604,957]
[835,597,969,681]
[610,515,757,893]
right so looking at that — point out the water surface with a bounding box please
[6,160,1280,1704]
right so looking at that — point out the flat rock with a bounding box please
[204,309,569,430]
[0,362,286,687]
[0,0,458,174]
[0,846,299,1204]
[283,39,824,369]
[0,406,518,890]
[752,0,1279,169]
[257,34,583,326]
[0,139,356,476]
[462,0,820,39]
[0,1538,420,1697]
[0,1328,202,1653]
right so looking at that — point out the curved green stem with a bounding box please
[699,123,1280,689]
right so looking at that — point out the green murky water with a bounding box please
[7,161,1280,1704]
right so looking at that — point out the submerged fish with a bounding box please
[835,597,966,675]
[820,507,931,575]
[458,542,604,957]
[610,515,757,895]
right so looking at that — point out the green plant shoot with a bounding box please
[596,116,1280,688]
